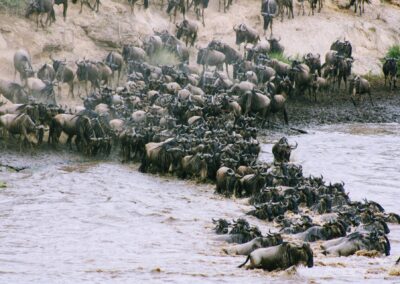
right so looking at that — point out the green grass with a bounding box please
[148,49,180,66]
[268,52,303,64]
[385,45,400,59]
[0,0,26,15]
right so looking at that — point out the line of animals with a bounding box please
[1,0,399,274]
[23,0,370,31]
[212,138,399,271]
[1,39,399,273]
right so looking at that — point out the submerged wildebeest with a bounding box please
[223,234,283,255]
[13,49,34,86]
[322,231,390,256]
[238,242,313,270]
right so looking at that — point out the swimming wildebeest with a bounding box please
[238,242,313,270]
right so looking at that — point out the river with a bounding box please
[0,123,399,283]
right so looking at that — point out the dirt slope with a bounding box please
[0,0,399,84]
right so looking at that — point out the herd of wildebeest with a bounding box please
[1,0,400,273]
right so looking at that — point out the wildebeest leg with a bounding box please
[202,7,205,27]
[58,84,62,98]
[80,1,84,13]
[368,91,374,106]
[283,107,289,124]
[62,2,67,21]
[69,81,74,97]
[85,81,88,96]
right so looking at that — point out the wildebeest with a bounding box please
[0,113,42,151]
[330,39,352,58]
[76,59,100,96]
[176,19,198,47]
[233,24,260,49]
[197,48,226,71]
[72,0,100,13]
[322,231,390,256]
[122,44,148,64]
[276,0,294,21]
[49,113,94,152]
[54,0,69,21]
[143,35,163,57]
[26,77,57,105]
[267,37,285,54]
[261,0,278,36]
[37,63,56,82]
[208,40,243,77]
[105,51,124,86]
[167,0,185,23]
[25,0,56,29]
[238,242,313,270]
[349,75,373,107]
[13,49,34,86]
[223,234,283,255]
[0,79,30,104]
[304,53,321,76]
[272,137,296,162]
[219,0,233,12]
[193,0,209,26]
[383,57,398,90]
[50,56,75,97]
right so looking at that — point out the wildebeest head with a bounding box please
[267,36,284,54]
[233,24,248,45]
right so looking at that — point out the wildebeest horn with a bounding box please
[233,25,238,31]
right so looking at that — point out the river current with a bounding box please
[0,123,399,283]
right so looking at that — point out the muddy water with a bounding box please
[0,124,399,283]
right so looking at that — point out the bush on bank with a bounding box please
[0,0,26,15]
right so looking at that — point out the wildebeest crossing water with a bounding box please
[0,123,399,283]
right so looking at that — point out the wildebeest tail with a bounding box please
[238,255,250,268]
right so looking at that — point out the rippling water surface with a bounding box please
[0,124,399,283]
